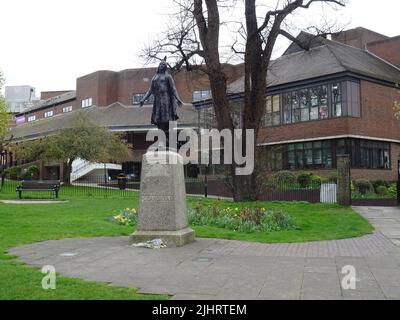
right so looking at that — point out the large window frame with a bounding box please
[81,97,93,108]
[264,81,354,128]
[265,95,281,127]
[266,138,391,171]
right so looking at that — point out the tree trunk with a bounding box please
[62,160,73,186]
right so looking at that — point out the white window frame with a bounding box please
[81,98,93,108]
[63,106,73,113]
[44,111,54,118]
[27,115,36,122]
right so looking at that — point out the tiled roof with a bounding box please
[23,91,76,113]
[6,102,198,142]
[227,35,400,95]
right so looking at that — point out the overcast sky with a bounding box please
[1,0,399,95]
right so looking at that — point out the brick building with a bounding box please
[3,26,400,183]
[3,64,243,180]
[195,28,400,181]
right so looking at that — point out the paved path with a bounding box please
[9,206,400,300]
[1,200,69,205]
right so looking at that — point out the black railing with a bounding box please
[0,176,339,204]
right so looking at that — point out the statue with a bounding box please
[139,58,183,148]
[131,58,195,247]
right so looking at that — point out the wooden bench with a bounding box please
[16,180,61,199]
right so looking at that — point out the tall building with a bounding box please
[196,28,400,181]
[5,85,39,115]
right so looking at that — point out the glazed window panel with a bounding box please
[359,140,390,169]
[282,93,292,124]
[264,95,281,127]
[193,90,212,102]
[332,83,342,117]
[285,141,333,169]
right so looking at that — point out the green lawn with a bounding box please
[0,183,373,300]
[188,198,374,243]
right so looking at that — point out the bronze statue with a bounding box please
[139,58,183,146]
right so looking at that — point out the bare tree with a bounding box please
[142,0,346,201]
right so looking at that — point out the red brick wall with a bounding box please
[21,64,244,122]
[117,64,244,105]
[76,70,118,107]
[367,37,400,68]
[348,81,400,140]
[332,27,388,49]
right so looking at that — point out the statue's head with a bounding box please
[157,58,168,74]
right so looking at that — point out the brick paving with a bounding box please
[8,206,400,300]
[200,232,396,258]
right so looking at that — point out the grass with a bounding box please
[0,182,374,299]
[0,189,168,300]
[188,198,373,243]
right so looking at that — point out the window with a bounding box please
[81,98,93,108]
[283,141,333,170]
[299,89,310,122]
[133,93,154,105]
[63,106,73,113]
[193,90,211,102]
[198,106,217,129]
[359,140,391,169]
[282,93,291,124]
[310,85,329,120]
[332,83,342,117]
[269,82,357,126]
[27,115,36,122]
[44,111,53,118]
[264,95,281,127]
[266,138,390,172]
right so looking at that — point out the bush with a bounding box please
[273,171,296,185]
[27,165,39,178]
[188,203,295,233]
[4,166,22,180]
[354,179,374,195]
[388,183,397,198]
[311,175,322,188]
[376,186,388,196]
[327,172,338,183]
[297,172,313,188]
[372,180,390,192]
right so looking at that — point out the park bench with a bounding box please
[16,180,61,199]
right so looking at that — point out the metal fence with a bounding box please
[1,175,338,203]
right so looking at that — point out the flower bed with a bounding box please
[188,203,295,233]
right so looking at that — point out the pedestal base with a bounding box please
[130,228,195,248]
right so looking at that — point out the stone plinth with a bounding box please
[130,151,195,247]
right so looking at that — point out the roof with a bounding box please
[227,35,400,95]
[23,91,76,113]
[6,102,198,142]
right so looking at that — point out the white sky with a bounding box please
[1,0,399,95]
